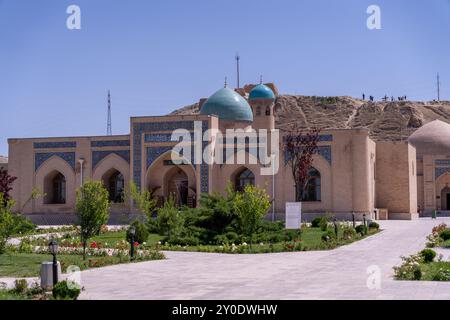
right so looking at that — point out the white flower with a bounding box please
[242,242,247,246]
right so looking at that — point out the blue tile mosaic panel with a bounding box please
[92,150,130,169]
[284,145,332,165]
[34,141,76,149]
[35,152,76,171]
[436,167,450,179]
[282,134,333,143]
[435,159,450,166]
[146,146,173,169]
[133,120,208,190]
[91,140,130,147]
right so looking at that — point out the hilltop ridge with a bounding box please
[170,95,450,141]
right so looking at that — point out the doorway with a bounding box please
[447,194,450,210]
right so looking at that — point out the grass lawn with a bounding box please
[420,261,450,281]
[0,252,163,278]
[156,228,380,254]
[0,290,26,300]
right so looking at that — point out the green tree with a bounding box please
[126,220,149,244]
[75,181,110,260]
[126,181,158,232]
[233,184,271,246]
[156,195,184,239]
[0,193,15,254]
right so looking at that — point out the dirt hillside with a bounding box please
[170,95,450,141]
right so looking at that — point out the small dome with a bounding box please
[408,120,450,155]
[200,87,253,122]
[249,84,275,100]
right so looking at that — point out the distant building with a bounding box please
[0,156,7,171]
[9,82,440,221]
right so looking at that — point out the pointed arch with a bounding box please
[145,150,197,206]
[35,155,76,211]
[92,153,130,205]
[232,167,255,192]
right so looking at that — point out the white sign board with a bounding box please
[285,202,302,229]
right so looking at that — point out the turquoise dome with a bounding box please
[200,87,253,122]
[249,84,275,100]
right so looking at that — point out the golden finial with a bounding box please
[224,76,228,88]
[260,75,263,84]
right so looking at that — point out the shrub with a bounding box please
[413,266,422,280]
[439,229,450,241]
[420,249,436,263]
[355,225,367,235]
[368,222,380,230]
[432,269,450,281]
[311,217,322,228]
[283,229,302,241]
[342,227,357,240]
[126,220,149,245]
[215,231,240,245]
[0,193,16,254]
[321,230,336,242]
[52,280,81,300]
[13,279,28,294]
[393,254,423,280]
[156,195,184,238]
[319,217,329,231]
[233,184,271,245]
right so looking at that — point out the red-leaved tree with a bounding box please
[0,169,17,203]
[283,126,321,202]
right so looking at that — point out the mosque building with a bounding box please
[7,81,449,222]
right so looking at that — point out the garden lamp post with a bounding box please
[129,225,136,261]
[363,214,368,235]
[48,238,59,286]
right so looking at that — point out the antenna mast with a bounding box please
[235,52,240,89]
[107,90,112,136]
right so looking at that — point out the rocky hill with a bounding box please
[170,95,450,141]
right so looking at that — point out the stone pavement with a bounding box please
[76,218,450,300]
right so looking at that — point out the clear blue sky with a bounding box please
[1,0,449,156]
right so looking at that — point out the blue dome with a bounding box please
[249,84,275,100]
[200,87,253,122]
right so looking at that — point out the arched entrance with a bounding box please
[441,186,450,210]
[234,167,255,192]
[43,171,66,204]
[165,168,189,206]
[101,169,125,203]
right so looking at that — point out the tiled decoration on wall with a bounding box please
[33,141,76,149]
[435,159,450,166]
[35,152,76,171]
[282,134,333,143]
[91,140,130,147]
[92,150,130,169]
[284,145,332,165]
[435,167,450,179]
[133,121,208,192]
[146,146,173,169]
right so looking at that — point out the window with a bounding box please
[302,168,321,201]
[235,168,255,192]
[265,107,271,116]
[256,106,261,116]
[52,173,66,204]
[108,171,125,203]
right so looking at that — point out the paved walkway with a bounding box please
[76,218,450,300]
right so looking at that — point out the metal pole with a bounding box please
[130,235,135,261]
[52,254,58,286]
